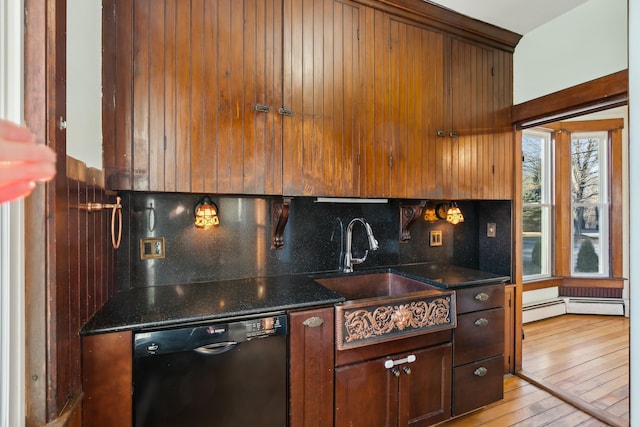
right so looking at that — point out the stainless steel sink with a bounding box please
[314,272,456,350]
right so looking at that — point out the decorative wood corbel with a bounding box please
[399,200,427,242]
[271,196,292,249]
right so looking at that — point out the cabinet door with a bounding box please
[282,0,361,196]
[360,13,446,198]
[106,0,283,194]
[448,38,514,199]
[335,356,397,427]
[398,344,452,427]
[289,307,335,427]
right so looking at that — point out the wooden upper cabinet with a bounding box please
[103,0,517,198]
[360,12,446,199]
[282,0,362,197]
[448,38,514,200]
[104,0,283,194]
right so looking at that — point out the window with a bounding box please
[570,131,609,276]
[522,129,553,279]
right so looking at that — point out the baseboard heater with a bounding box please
[566,297,625,316]
[523,298,625,323]
[522,299,566,324]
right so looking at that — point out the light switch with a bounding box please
[429,230,443,247]
[487,223,496,238]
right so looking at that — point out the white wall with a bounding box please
[513,0,627,104]
[66,0,102,169]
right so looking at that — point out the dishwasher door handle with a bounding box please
[193,341,238,355]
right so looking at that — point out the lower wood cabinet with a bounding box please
[82,331,133,427]
[335,343,452,427]
[451,283,506,416]
[289,306,335,427]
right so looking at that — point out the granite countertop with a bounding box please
[80,274,344,335]
[81,262,510,336]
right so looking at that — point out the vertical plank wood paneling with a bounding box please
[133,0,150,191]
[102,0,116,188]
[149,0,166,191]
[67,181,81,394]
[229,2,245,193]
[164,0,178,191]
[115,0,134,191]
[244,0,261,193]
[176,0,192,192]
[360,6,376,197]
[282,0,360,197]
[202,0,218,192]
[191,0,205,193]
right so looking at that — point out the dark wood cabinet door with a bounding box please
[360,13,446,198]
[105,0,283,194]
[399,344,452,427]
[289,307,335,427]
[282,0,361,197]
[448,38,514,199]
[335,356,398,427]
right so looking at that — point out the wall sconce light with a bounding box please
[194,196,219,229]
[446,201,464,225]
[423,204,439,222]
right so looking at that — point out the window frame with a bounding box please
[521,128,554,281]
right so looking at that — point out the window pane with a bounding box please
[570,131,609,276]
[571,133,606,203]
[522,135,543,203]
[572,205,607,274]
[523,205,550,276]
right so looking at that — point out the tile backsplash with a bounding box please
[116,193,512,290]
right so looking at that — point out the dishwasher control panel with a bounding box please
[134,313,287,358]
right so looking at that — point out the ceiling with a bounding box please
[425,0,590,35]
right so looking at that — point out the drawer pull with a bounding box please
[474,318,489,327]
[302,317,324,328]
[474,292,489,301]
[278,106,294,116]
[474,367,488,377]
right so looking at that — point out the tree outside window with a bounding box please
[570,131,609,276]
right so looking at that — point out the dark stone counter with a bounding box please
[81,262,510,336]
[80,274,344,335]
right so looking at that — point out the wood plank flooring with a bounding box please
[438,314,629,427]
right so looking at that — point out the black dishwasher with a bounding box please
[133,313,288,427]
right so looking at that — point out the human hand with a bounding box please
[0,119,56,203]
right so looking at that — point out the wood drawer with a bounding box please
[452,355,504,416]
[455,284,505,314]
[453,307,504,366]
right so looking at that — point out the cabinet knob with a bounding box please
[436,130,446,137]
[449,131,458,138]
[391,368,401,377]
[302,317,324,328]
[474,318,489,327]
[402,366,411,375]
[474,367,488,377]
[474,292,489,301]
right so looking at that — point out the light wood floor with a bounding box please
[438,314,629,427]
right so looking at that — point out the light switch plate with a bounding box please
[140,237,165,259]
[487,223,496,238]
[429,230,443,247]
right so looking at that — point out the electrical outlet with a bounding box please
[429,230,443,247]
[487,223,496,238]
[140,237,165,259]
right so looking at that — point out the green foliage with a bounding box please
[575,239,599,273]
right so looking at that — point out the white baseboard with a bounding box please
[566,297,626,316]
[523,297,626,323]
[522,299,566,323]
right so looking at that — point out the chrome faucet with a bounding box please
[344,218,379,273]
